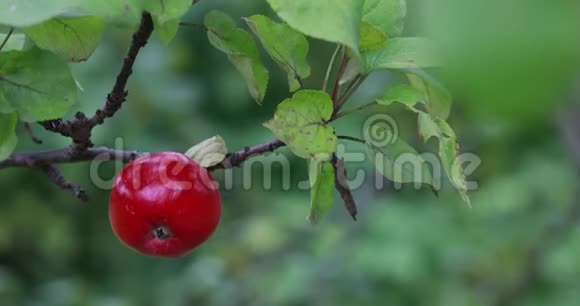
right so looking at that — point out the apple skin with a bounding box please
[109,152,221,258]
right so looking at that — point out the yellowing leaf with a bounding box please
[358,22,387,52]
[185,136,228,168]
[264,90,337,160]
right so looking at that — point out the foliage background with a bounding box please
[1,0,580,305]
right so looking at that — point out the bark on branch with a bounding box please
[0,147,144,169]
[332,154,358,220]
[209,138,285,171]
[40,165,89,201]
[39,12,154,154]
[0,139,286,171]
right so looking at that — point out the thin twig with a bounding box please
[0,147,144,169]
[88,11,154,128]
[337,135,366,144]
[0,27,15,52]
[40,164,88,201]
[39,12,155,154]
[1,138,286,171]
[322,45,341,92]
[208,138,286,170]
[23,123,43,144]
[332,101,377,121]
[332,154,357,220]
[334,75,367,114]
[179,22,206,30]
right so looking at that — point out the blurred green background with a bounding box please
[1,0,580,305]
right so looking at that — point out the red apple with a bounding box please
[109,152,221,257]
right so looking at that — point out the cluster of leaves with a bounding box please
[0,0,470,222]
[202,0,470,221]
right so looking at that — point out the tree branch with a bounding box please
[0,11,286,198]
[1,138,286,171]
[322,45,342,92]
[209,138,285,171]
[0,147,144,169]
[337,135,366,144]
[40,164,88,201]
[0,11,289,196]
[88,11,154,128]
[39,11,154,154]
[23,122,43,144]
[333,75,367,114]
[332,154,358,220]
[0,27,15,52]
[332,100,376,121]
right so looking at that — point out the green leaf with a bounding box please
[154,18,180,44]
[22,16,105,62]
[2,0,189,28]
[266,0,364,57]
[358,22,387,52]
[144,0,190,43]
[204,10,269,104]
[416,110,470,206]
[0,0,77,27]
[245,15,311,92]
[435,118,456,139]
[417,111,439,142]
[362,37,441,73]
[406,69,452,119]
[417,111,456,142]
[0,32,27,52]
[142,0,191,24]
[377,84,426,110]
[440,137,471,206]
[78,0,191,27]
[0,48,77,121]
[184,136,228,168]
[264,90,337,160]
[76,1,142,26]
[363,0,407,38]
[307,160,335,224]
[367,136,433,186]
[0,112,18,161]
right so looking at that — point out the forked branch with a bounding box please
[40,11,155,153]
